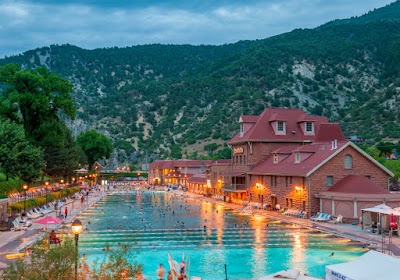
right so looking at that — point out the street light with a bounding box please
[45,182,49,205]
[71,219,83,280]
[23,184,28,215]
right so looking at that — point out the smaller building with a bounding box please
[148,160,214,186]
[317,175,400,221]
[188,174,208,195]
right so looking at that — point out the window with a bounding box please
[271,176,277,187]
[344,155,353,169]
[277,121,285,132]
[289,176,293,185]
[273,154,278,163]
[243,155,246,164]
[286,198,289,207]
[295,152,301,163]
[326,176,334,186]
[290,199,293,208]
[239,156,242,164]
[306,122,313,133]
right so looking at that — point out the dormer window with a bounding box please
[273,154,278,163]
[295,152,301,163]
[277,121,285,133]
[306,122,313,133]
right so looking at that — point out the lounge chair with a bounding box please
[330,215,343,224]
[314,214,332,222]
[12,221,28,231]
[15,216,32,227]
[312,213,327,221]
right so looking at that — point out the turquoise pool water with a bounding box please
[77,191,366,279]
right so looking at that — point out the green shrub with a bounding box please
[9,187,81,212]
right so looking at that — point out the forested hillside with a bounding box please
[1,1,400,164]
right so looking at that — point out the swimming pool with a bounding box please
[77,191,366,279]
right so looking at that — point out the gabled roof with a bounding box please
[327,175,390,194]
[229,108,338,144]
[249,141,347,176]
[248,141,394,177]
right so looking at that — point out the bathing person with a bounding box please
[156,264,165,280]
[329,252,335,257]
[167,270,173,280]
[180,260,186,275]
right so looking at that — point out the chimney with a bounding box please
[334,139,338,149]
[331,141,334,150]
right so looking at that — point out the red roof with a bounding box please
[327,175,390,194]
[314,123,346,142]
[229,108,343,144]
[248,141,348,176]
[188,174,207,184]
[240,115,259,123]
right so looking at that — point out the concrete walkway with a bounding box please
[0,188,107,269]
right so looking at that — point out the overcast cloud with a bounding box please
[0,0,395,58]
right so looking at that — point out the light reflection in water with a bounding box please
[290,230,306,273]
[77,192,366,280]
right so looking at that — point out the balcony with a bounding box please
[222,183,247,192]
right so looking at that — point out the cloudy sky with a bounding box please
[0,0,394,58]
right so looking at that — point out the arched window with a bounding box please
[344,155,353,169]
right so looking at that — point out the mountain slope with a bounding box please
[1,1,400,163]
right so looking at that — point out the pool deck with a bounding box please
[0,189,107,269]
[178,190,400,257]
[1,187,400,272]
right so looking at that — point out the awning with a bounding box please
[223,171,245,177]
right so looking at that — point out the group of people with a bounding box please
[156,261,187,280]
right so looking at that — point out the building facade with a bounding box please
[148,159,230,187]
[209,108,395,217]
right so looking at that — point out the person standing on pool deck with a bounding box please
[156,264,165,280]
[64,207,68,219]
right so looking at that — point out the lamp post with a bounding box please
[45,182,49,205]
[72,219,83,280]
[23,184,28,215]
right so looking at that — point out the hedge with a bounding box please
[9,187,81,212]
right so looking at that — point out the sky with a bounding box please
[0,0,395,58]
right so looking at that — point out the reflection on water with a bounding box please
[77,191,367,279]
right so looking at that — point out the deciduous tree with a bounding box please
[0,119,43,182]
[77,130,113,170]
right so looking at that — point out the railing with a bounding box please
[222,183,247,191]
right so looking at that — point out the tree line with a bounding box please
[0,64,113,192]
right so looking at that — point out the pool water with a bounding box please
[77,191,366,279]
